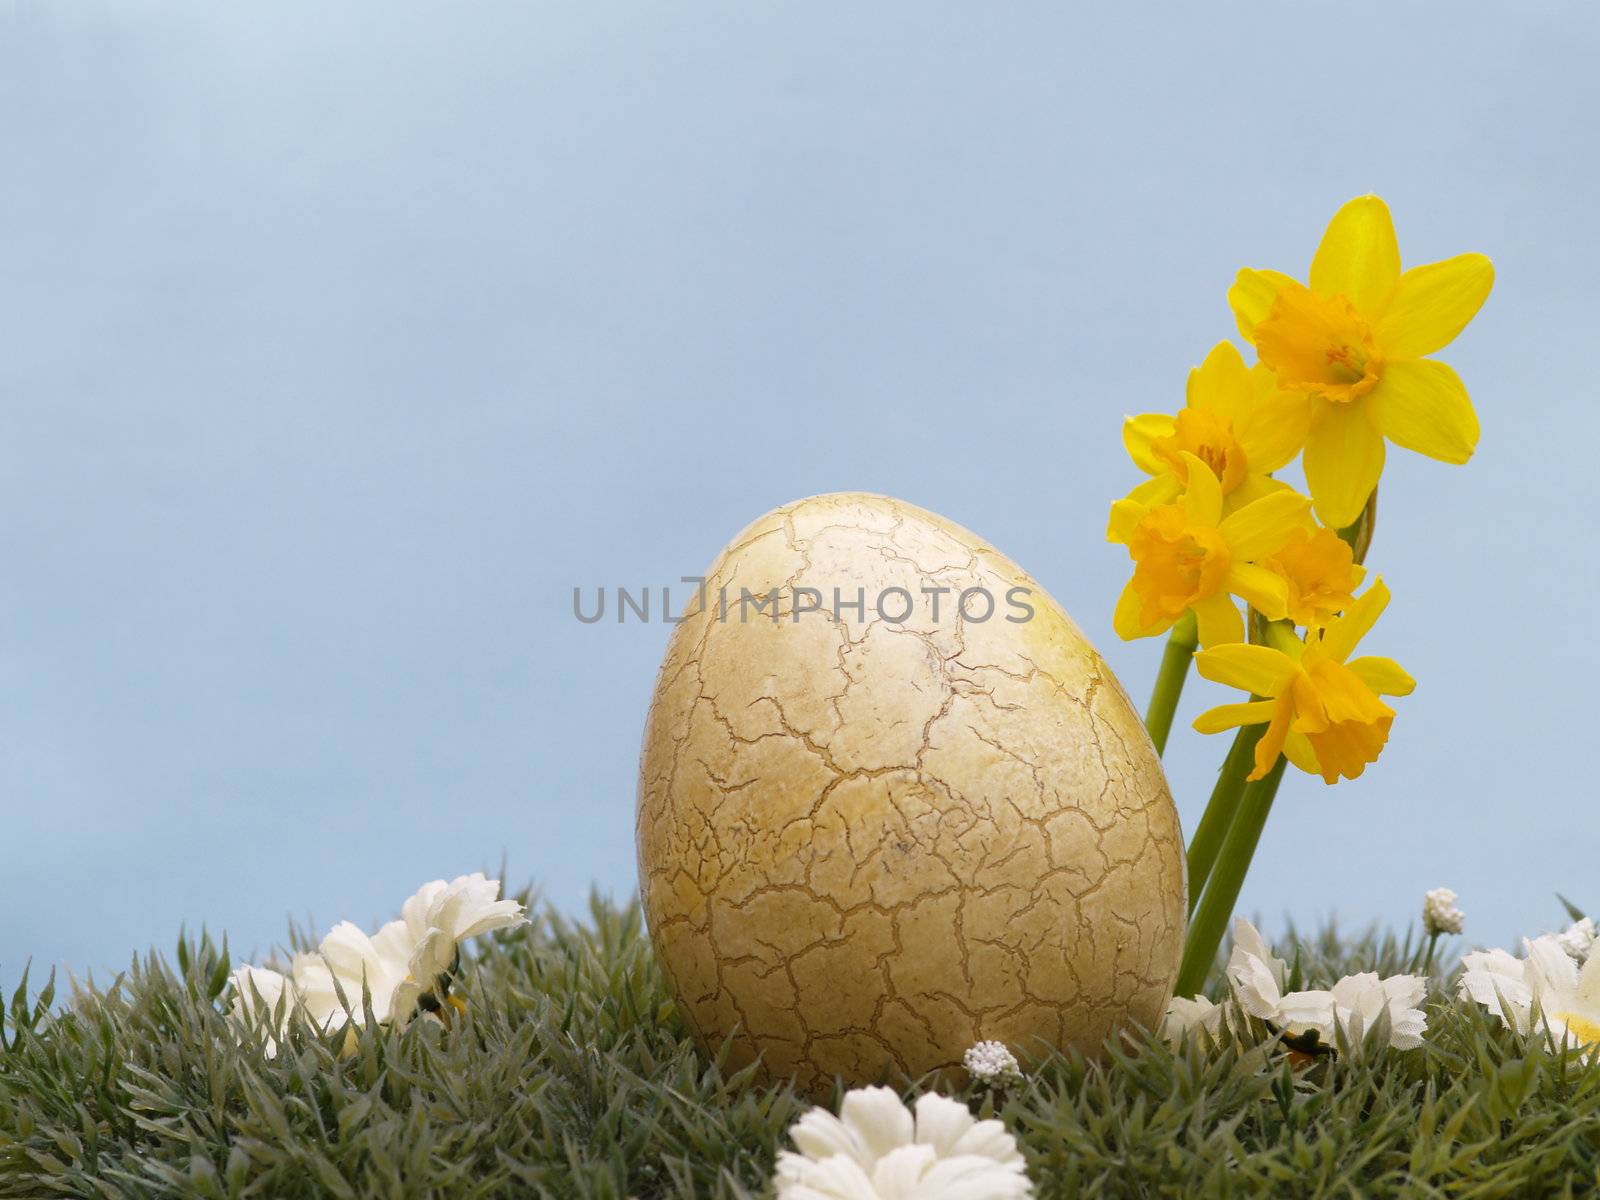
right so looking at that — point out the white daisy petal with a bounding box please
[773,1086,1033,1199]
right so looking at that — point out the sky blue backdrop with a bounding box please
[4,2,1597,976]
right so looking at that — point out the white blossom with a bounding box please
[1460,934,1600,1052]
[1225,917,1289,1021]
[962,1041,1023,1087]
[1159,994,1228,1049]
[773,1086,1032,1200]
[224,875,527,1049]
[390,872,529,991]
[1556,917,1596,962]
[1275,972,1428,1053]
[1457,946,1534,1032]
[290,919,416,1033]
[226,965,294,1058]
[1422,888,1464,937]
[1177,918,1430,1055]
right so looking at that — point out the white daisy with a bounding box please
[1159,994,1228,1049]
[1213,918,1427,1054]
[1556,917,1596,962]
[773,1086,1033,1200]
[1224,918,1289,1021]
[1462,934,1600,1053]
[1527,936,1600,1051]
[292,920,412,1031]
[226,965,294,1057]
[390,872,529,992]
[294,874,528,1031]
[1275,972,1428,1053]
[1457,945,1534,1033]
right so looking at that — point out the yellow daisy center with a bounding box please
[1153,408,1249,494]
[1262,527,1360,629]
[1255,283,1383,404]
[1127,506,1231,627]
[1553,1012,1600,1047]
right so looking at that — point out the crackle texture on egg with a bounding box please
[637,493,1184,1093]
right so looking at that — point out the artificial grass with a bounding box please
[4,893,1600,1198]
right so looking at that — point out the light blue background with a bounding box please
[3,2,1596,977]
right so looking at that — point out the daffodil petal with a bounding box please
[1228,268,1297,344]
[1107,498,1145,544]
[1234,367,1314,472]
[1194,643,1296,696]
[1251,697,1295,780]
[1309,195,1400,314]
[1370,359,1479,465]
[1126,473,1183,506]
[1113,579,1148,640]
[1194,699,1277,734]
[1186,341,1253,421]
[1123,412,1176,475]
[1374,253,1494,359]
[1303,401,1384,528]
[1192,593,1245,648]
[1348,655,1415,696]
[1221,473,1288,514]
[1319,577,1390,662]
[1218,490,1312,559]
[1178,453,1224,525]
[1225,562,1290,619]
[1282,729,1320,776]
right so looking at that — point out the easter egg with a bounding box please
[636,492,1184,1093]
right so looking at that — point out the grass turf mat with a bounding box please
[4,892,1600,1198]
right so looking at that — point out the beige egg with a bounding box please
[636,492,1184,1093]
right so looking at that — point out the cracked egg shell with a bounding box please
[636,492,1184,1093]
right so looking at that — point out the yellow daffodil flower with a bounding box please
[1191,579,1415,784]
[1122,340,1312,512]
[1229,195,1494,527]
[1262,524,1364,629]
[1107,453,1309,647]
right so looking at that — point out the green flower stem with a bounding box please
[1420,930,1441,977]
[1174,753,1289,997]
[1184,722,1265,918]
[1144,611,1198,756]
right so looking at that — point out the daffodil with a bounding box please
[1107,453,1310,647]
[1192,579,1415,782]
[1122,341,1312,511]
[1261,525,1364,630]
[1229,194,1493,526]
